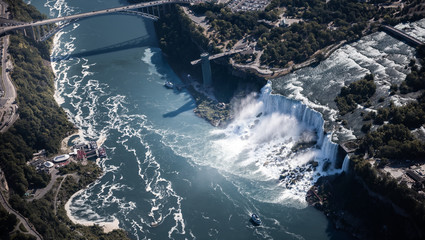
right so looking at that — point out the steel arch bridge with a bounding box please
[0,0,196,41]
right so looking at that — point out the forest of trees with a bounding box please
[0,34,75,196]
[354,46,425,162]
[190,0,393,68]
[0,1,132,239]
[335,73,376,115]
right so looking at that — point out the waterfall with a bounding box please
[259,83,345,170]
[342,155,350,172]
[260,85,325,145]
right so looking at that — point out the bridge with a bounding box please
[190,47,250,65]
[0,0,194,41]
[381,25,424,47]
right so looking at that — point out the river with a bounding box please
[28,0,424,239]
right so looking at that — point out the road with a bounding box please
[190,48,248,65]
[0,0,193,35]
[0,170,43,240]
[381,25,424,47]
[30,168,59,200]
[53,173,77,215]
[0,35,18,133]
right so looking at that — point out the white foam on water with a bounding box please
[396,19,425,42]
[46,0,425,237]
[65,189,121,232]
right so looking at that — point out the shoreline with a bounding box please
[64,188,121,233]
[49,39,123,233]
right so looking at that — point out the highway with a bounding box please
[0,0,192,35]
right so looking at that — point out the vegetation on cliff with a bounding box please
[0,33,75,196]
[0,1,130,239]
[308,172,422,239]
[155,4,217,63]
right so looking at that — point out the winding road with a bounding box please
[0,170,43,240]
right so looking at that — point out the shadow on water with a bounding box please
[162,100,196,118]
[51,35,153,61]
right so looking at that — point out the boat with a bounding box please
[98,147,107,158]
[251,213,262,226]
[164,81,174,89]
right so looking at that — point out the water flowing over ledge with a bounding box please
[261,81,347,172]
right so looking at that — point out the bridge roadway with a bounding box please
[381,25,424,47]
[191,47,249,65]
[0,0,192,35]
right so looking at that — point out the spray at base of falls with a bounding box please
[259,82,348,171]
[212,82,349,206]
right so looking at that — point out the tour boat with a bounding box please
[164,81,174,89]
[251,213,262,226]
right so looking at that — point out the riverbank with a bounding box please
[154,5,265,127]
[64,189,121,233]
[307,172,422,239]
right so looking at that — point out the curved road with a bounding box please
[0,184,43,240]
[0,35,18,133]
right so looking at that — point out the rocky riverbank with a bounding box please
[307,173,421,240]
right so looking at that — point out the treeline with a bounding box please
[4,0,45,22]
[0,34,75,195]
[260,0,384,67]
[267,0,378,24]
[0,1,130,239]
[361,124,425,160]
[8,161,128,240]
[355,47,425,161]
[335,74,376,115]
[155,4,217,64]
[190,0,391,68]
[0,205,34,240]
[351,156,425,238]
[400,46,425,93]
[312,173,419,239]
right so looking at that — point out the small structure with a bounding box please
[201,53,212,88]
[33,149,46,157]
[406,170,424,183]
[74,141,106,160]
[44,161,54,168]
[53,154,70,163]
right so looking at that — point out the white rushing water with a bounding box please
[204,83,345,207]
[35,0,424,238]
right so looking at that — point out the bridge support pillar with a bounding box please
[30,26,37,41]
[201,53,212,88]
[36,26,41,41]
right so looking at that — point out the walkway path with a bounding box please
[381,25,424,47]
[54,174,77,215]
[0,170,43,240]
